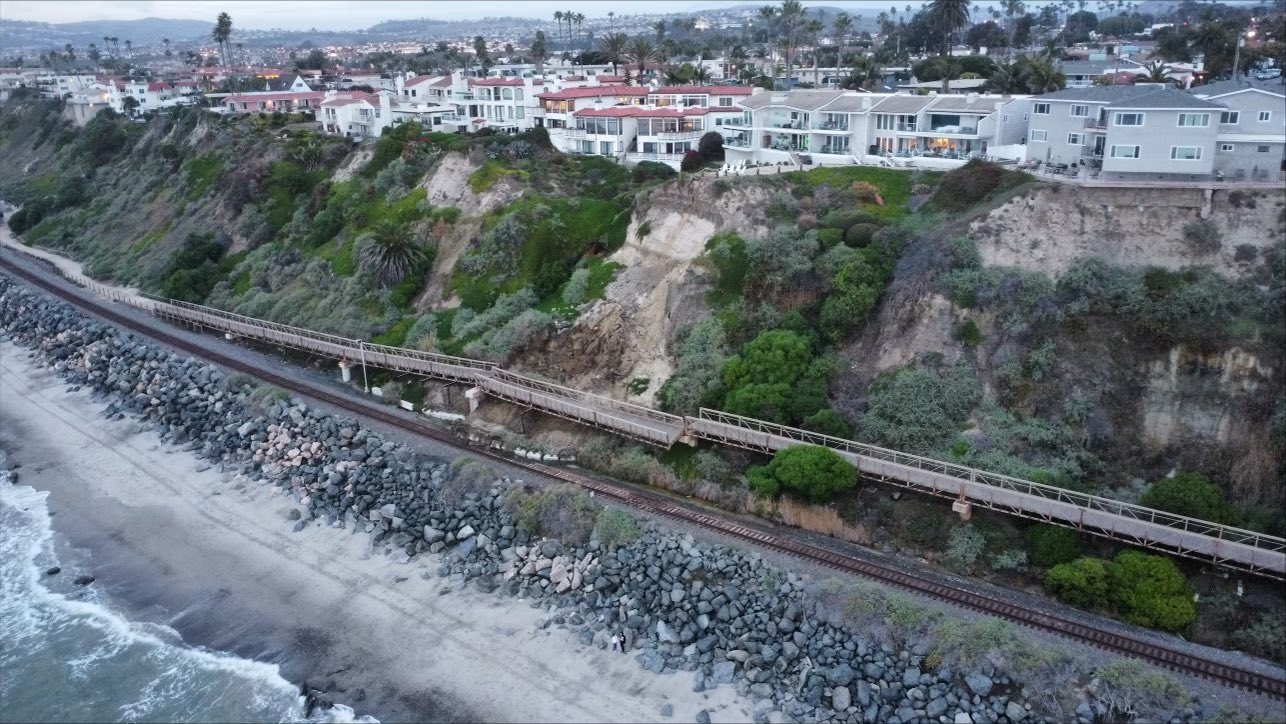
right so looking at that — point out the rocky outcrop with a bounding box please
[970,186,1285,280]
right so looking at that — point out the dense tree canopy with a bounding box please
[747,445,858,502]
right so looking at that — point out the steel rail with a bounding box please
[2,258,1283,702]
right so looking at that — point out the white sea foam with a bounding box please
[0,474,379,723]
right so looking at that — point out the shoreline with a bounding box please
[0,343,753,723]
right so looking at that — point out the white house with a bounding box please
[320,91,393,140]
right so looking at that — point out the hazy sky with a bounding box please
[1,1,928,31]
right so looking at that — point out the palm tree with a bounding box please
[598,32,629,74]
[473,35,490,75]
[88,43,101,70]
[1002,0,1026,58]
[125,39,132,55]
[553,11,564,62]
[832,12,852,69]
[926,0,971,93]
[626,36,654,76]
[691,65,712,84]
[778,0,806,89]
[574,13,586,73]
[757,6,777,44]
[163,38,171,57]
[359,222,428,286]
[1020,57,1066,93]
[846,56,883,90]
[212,12,233,68]
[1141,59,1178,84]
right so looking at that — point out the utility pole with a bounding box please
[1232,34,1244,85]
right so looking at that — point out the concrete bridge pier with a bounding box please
[465,386,485,413]
[339,360,353,383]
[952,494,973,521]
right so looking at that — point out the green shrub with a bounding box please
[821,209,877,230]
[1139,472,1240,525]
[859,361,981,455]
[817,228,844,248]
[705,232,749,306]
[954,319,983,348]
[925,159,1031,213]
[657,318,730,414]
[184,153,222,200]
[1025,525,1083,568]
[746,445,857,503]
[844,222,880,247]
[1229,613,1286,666]
[505,484,600,545]
[801,408,852,438]
[632,161,676,183]
[721,329,835,425]
[943,524,988,573]
[1182,219,1221,254]
[1045,557,1110,607]
[1107,551,1196,632]
[594,508,642,548]
[159,232,226,302]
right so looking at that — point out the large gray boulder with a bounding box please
[966,672,994,697]
[831,685,851,712]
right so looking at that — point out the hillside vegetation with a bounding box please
[2,96,1283,653]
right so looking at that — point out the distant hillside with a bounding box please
[0,17,210,53]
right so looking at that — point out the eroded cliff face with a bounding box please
[517,179,775,402]
[416,152,524,309]
[971,185,1285,280]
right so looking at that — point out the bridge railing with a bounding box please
[486,368,684,427]
[695,408,1286,554]
[152,298,364,349]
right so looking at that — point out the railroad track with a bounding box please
[3,256,1283,702]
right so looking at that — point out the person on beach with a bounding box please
[610,634,620,652]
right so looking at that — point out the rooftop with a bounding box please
[536,85,649,100]
[1032,85,1224,108]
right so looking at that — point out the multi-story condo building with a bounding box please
[1188,79,1285,183]
[721,89,1027,166]
[1023,84,1283,181]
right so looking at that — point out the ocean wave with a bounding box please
[0,474,377,723]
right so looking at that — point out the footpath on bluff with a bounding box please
[0,274,1229,724]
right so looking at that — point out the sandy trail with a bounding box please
[0,343,752,723]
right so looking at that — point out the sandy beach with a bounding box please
[0,342,754,723]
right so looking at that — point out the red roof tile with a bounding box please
[536,85,649,100]
[653,85,755,95]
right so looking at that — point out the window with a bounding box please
[1070,104,1089,118]
[1114,112,1144,126]
[718,97,733,106]
[1002,114,1009,123]
[501,88,513,100]
[1110,145,1141,158]
[1258,111,1272,122]
[1067,132,1084,145]
[1220,143,1235,152]
[876,114,894,130]
[1258,145,1271,153]
[1029,129,1048,142]
[1220,110,1239,124]
[1170,146,1202,160]
[1033,102,1050,115]
[1177,113,1210,127]
[515,89,523,100]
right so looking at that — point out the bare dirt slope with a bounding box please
[521,179,774,402]
[418,152,525,310]
[971,185,1285,279]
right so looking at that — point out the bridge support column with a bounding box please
[951,496,973,521]
[464,387,485,414]
[339,360,353,383]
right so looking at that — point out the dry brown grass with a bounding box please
[776,497,874,545]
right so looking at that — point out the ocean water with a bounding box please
[0,474,374,724]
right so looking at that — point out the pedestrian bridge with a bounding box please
[10,250,1284,580]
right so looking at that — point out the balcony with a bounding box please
[814,121,850,132]
[563,128,587,138]
[817,144,852,155]
[723,137,753,148]
[895,122,918,132]
[642,130,702,141]
[925,125,978,136]
[1084,118,1108,130]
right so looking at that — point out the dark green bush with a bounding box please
[821,209,876,230]
[802,408,853,438]
[159,233,227,303]
[1025,524,1083,568]
[1139,472,1240,525]
[1106,551,1196,632]
[817,228,844,248]
[925,160,1030,213]
[697,131,725,164]
[1045,557,1109,607]
[954,319,983,348]
[844,222,880,247]
[680,149,701,172]
[747,445,858,503]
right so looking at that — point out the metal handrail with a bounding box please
[487,368,683,426]
[695,408,1286,553]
